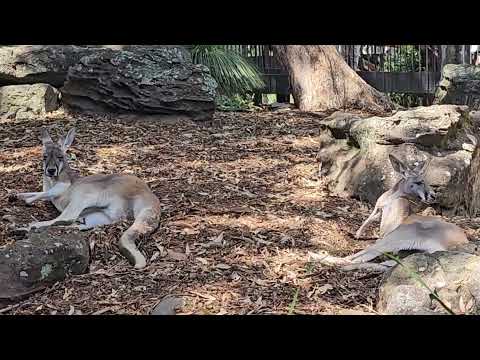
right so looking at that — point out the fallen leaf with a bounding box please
[181,227,199,236]
[212,232,224,243]
[196,257,209,265]
[167,249,188,261]
[189,291,216,301]
[318,284,334,295]
[150,251,160,262]
[91,308,112,315]
[315,211,334,219]
[338,309,370,315]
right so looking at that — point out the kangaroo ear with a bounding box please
[389,154,410,178]
[40,127,53,145]
[412,161,425,174]
[59,128,76,151]
[414,158,431,175]
[410,154,433,176]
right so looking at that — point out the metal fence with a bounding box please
[337,45,444,95]
[225,45,289,97]
[228,45,476,97]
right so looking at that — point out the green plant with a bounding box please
[305,261,315,274]
[388,93,423,108]
[215,94,257,111]
[383,253,455,315]
[190,45,265,96]
[384,45,421,72]
[288,288,300,315]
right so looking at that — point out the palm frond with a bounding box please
[191,45,265,96]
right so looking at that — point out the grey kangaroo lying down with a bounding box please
[310,154,468,270]
[16,127,161,269]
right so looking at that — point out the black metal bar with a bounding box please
[426,45,430,94]
[410,45,414,72]
[419,45,423,98]
[229,44,443,96]
[382,45,386,91]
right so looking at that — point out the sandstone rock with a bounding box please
[0,228,89,301]
[377,243,480,315]
[0,45,96,87]
[434,64,480,110]
[317,105,478,214]
[0,83,60,118]
[61,46,217,121]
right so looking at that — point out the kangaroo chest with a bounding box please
[380,197,412,237]
[43,176,72,212]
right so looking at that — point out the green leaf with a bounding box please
[190,45,265,96]
[288,288,300,315]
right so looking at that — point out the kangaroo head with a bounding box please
[40,127,76,178]
[388,154,436,204]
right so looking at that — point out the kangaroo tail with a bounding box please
[348,244,385,263]
[119,205,160,269]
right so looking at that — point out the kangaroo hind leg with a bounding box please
[119,207,160,269]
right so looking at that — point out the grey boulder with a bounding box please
[61,46,217,121]
[0,228,90,302]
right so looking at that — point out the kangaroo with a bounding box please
[348,154,468,264]
[16,127,161,269]
[355,154,435,240]
[310,153,469,270]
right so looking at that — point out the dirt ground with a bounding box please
[1,109,477,315]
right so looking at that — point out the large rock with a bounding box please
[0,83,60,118]
[317,105,478,215]
[0,228,89,302]
[434,64,480,110]
[0,45,96,87]
[377,243,480,315]
[150,296,184,315]
[61,46,217,121]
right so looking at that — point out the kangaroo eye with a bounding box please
[415,181,423,185]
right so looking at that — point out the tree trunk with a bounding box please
[441,45,467,68]
[273,45,394,113]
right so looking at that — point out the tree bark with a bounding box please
[441,45,467,68]
[273,45,394,113]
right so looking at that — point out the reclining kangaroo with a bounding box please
[349,154,468,263]
[310,154,468,269]
[355,154,435,240]
[16,127,161,269]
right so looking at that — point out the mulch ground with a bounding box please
[1,109,478,315]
